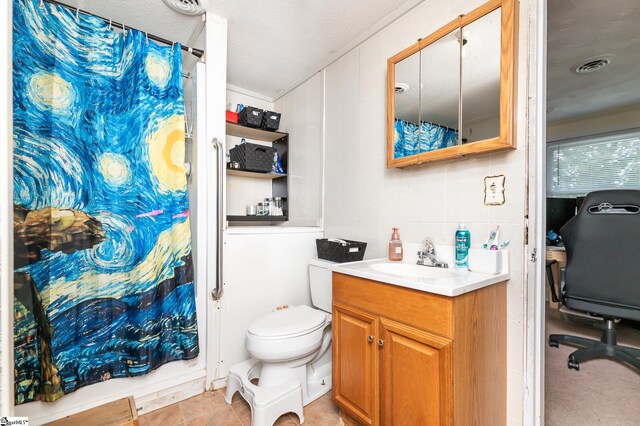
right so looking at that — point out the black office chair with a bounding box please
[548,189,640,372]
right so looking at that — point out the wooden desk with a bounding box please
[546,247,566,310]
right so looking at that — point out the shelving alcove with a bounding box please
[225,122,289,224]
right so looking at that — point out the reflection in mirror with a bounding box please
[461,8,501,143]
[420,31,460,153]
[393,52,421,159]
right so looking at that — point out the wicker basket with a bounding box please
[229,142,275,173]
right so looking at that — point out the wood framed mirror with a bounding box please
[387,0,516,168]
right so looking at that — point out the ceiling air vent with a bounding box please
[162,0,207,16]
[395,83,410,94]
[571,55,614,74]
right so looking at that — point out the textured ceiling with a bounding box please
[50,0,639,113]
[211,0,423,98]
[547,0,640,123]
[56,0,423,99]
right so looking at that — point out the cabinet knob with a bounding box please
[368,335,374,342]
[378,339,385,347]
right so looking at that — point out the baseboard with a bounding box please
[211,377,228,391]
[135,374,207,415]
[21,369,207,425]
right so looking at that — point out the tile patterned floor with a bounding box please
[139,388,342,426]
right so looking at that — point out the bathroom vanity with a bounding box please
[331,259,507,425]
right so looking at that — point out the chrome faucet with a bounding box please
[417,238,449,268]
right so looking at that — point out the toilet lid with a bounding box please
[248,305,327,338]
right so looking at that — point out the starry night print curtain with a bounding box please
[12,0,199,404]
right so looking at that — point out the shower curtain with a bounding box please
[394,118,459,158]
[12,0,198,404]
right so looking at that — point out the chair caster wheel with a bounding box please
[549,339,559,348]
[568,359,580,371]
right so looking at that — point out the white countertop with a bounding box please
[331,257,510,297]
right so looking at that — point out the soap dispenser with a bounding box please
[388,228,403,261]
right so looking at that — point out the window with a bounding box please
[547,128,640,197]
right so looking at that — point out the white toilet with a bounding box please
[224,258,334,425]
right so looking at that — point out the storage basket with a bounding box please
[226,110,239,123]
[229,142,275,173]
[238,106,264,128]
[316,238,367,263]
[261,111,282,131]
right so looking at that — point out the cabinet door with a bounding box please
[380,319,452,426]
[333,303,379,425]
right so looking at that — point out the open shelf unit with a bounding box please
[226,122,287,143]
[225,122,288,224]
[226,169,286,179]
[226,215,288,222]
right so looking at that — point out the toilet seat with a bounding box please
[246,305,330,362]
[248,305,328,339]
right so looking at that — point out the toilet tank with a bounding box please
[308,258,334,312]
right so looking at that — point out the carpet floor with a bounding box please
[545,307,640,425]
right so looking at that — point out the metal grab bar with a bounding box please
[211,137,224,300]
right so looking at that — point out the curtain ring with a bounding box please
[39,0,44,8]
[122,24,127,37]
[145,32,149,45]
[171,41,175,52]
[75,7,80,21]
[108,19,112,30]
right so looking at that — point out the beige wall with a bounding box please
[547,103,640,142]
[319,0,531,423]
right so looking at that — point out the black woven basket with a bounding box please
[238,106,264,128]
[229,142,275,173]
[261,110,281,131]
[316,238,367,263]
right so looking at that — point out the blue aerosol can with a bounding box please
[455,224,471,269]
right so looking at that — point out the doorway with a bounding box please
[542,1,640,424]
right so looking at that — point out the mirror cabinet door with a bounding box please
[419,30,460,153]
[461,8,501,144]
[393,51,421,159]
[387,0,515,168]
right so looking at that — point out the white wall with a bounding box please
[225,88,275,215]
[220,228,323,376]
[275,72,325,227]
[315,0,530,424]
[547,103,640,141]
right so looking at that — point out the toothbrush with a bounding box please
[490,226,501,250]
[499,239,510,249]
[483,226,499,249]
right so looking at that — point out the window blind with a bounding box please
[547,128,640,197]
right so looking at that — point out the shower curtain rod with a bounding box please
[41,0,205,58]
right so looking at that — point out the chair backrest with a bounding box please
[559,189,640,312]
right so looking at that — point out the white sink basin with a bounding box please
[331,255,510,297]
[368,263,457,279]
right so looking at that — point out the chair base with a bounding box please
[549,319,640,372]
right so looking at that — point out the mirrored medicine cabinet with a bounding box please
[387,0,516,168]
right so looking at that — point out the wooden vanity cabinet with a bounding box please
[332,272,506,426]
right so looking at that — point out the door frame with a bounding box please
[0,0,14,416]
[524,0,547,424]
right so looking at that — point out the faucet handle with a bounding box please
[422,238,436,253]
